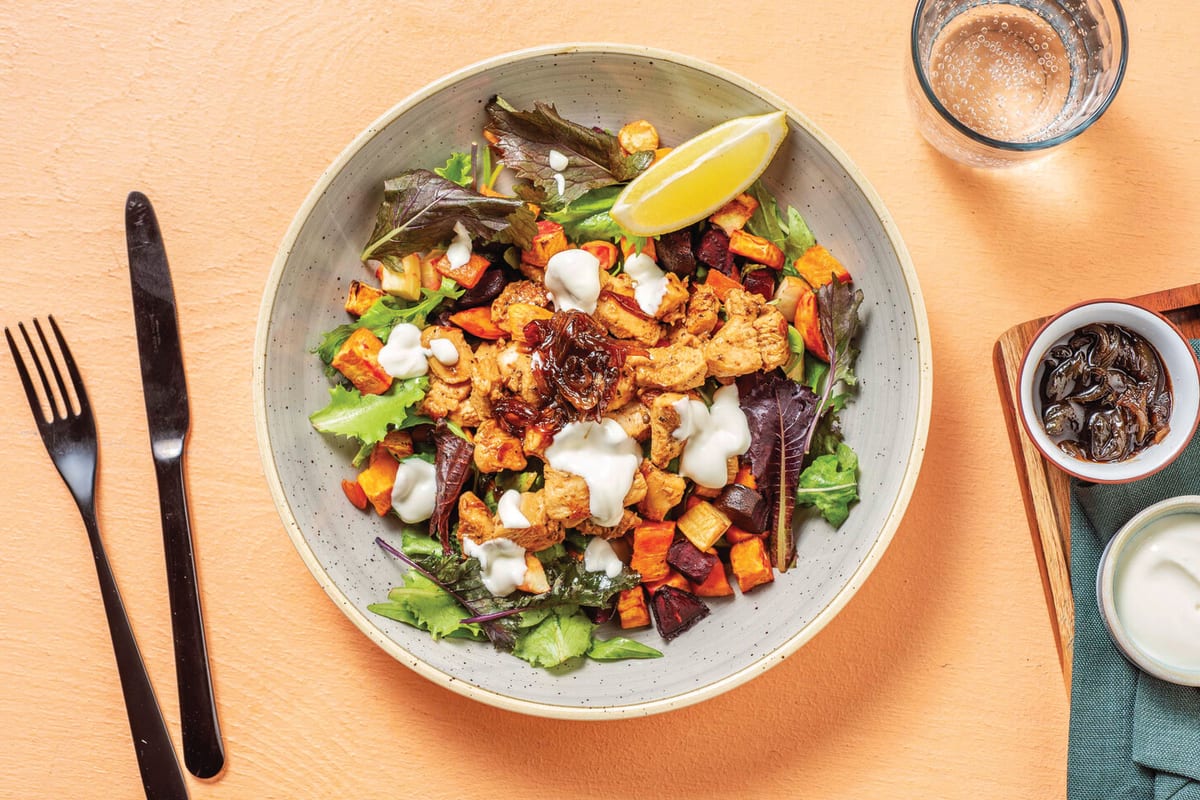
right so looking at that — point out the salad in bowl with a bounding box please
[309,96,865,669]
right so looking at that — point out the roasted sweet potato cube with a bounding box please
[730,537,775,592]
[728,229,784,269]
[580,240,619,271]
[690,558,735,597]
[677,500,732,551]
[448,307,506,340]
[345,279,385,317]
[709,192,760,235]
[643,569,691,594]
[434,252,491,289]
[381,429,415,459]
[521,220,569,267]
[356,446,399,516]
[794,244,851,288]
[618,119,660,154]
[630,521,675,582]
[704,268,743,301]
[332,327,392,395]
[620,236,656,261]
[617,586,651,629]
[723,524,760,544]
[517,553,549,594]
[794,283,829,362]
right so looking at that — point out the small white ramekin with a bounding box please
[1096,495,1200,686]
[1018,299,1200,483]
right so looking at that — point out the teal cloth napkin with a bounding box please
[1067,340,1200,800]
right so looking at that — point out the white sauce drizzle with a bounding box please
[623,252,668,316]
[1114,512,1200,670]
[583,537,624,578]
[544,248,601,314]
[554,173,566,197]
[548,149,569,171]
[445,220,472,269]
[427,337,459,366]
[462,536,527,596]
[671,384,752,489]
[377,323,429,379]
[389,457,436,523]
[545,419,641,526]
[497,490,531,529]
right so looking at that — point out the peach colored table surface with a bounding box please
[2,3,1198,798]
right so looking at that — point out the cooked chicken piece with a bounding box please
[448,398,483,429]
[684,283,720,337]
[491,280,551,330]
[594,273,664,346]
[623,469,647,506]
[492,490,565,552]
[420,325,473,383]
[703,288,789,378]
[473,418,527,473]
[630,340,707,392]
[648,392,687,468]
[522,427,553,460]
[497,343,541,404]
[606,400,651,442]
[577,509,642,540]
[517,260,546,283]
[654,273,690,325]
[609,362,637,409]
[637,461,686,522]
[419,375,472,419]
[542,466,592,527]
[456,492,495,544]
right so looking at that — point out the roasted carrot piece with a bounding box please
[448,307,506,340]
[522,220,569,267]
[704,268,743,301]
[794,282,829,362]
[340,478,369,510]
[434,252,491,289]
[630,521,675,582]
[730,537,775,592]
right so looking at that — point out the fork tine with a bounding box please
[17,321,65,420]
[46,316,89,416]
[33,318,75,418]
[5,326,47,425]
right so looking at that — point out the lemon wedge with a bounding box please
[610,111,788,237]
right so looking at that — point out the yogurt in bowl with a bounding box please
[1097,495,1200,686]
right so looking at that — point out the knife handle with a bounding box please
[154,453,225,779]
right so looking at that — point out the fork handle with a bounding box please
[83,511,190,800]
[153,454,224,779]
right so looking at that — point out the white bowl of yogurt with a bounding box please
[1097,495,1200,686]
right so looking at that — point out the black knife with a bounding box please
[126,191,225,779]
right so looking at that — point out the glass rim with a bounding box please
[909,0,1129,152]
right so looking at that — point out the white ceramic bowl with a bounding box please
[254,44,932,718]
[1097,495,1200,686]
[1018,299,1200,483]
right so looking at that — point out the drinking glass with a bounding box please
[908,0,1127,167]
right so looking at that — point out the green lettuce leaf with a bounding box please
[795,442,859,527]
[545,185,626,241]
[587,636,663,662]
[368,572,485,640]
[314,279,463,364]
[512,606,595,668]
[783,325,806,382]
[434,152,473,187]
[745,181,816,274]
[309,377,428,461]
[361,169,536,260]
[484,96,653,206]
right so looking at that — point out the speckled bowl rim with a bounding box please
[1016,298,1200,483]
[253,42,933,719]
[1096,495,1200,686]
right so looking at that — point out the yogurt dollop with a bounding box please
[463,537,527,596]
[545,419,641,527]
[377,322,429,380]
[672,384,752,489]
[1114,511,1200,670]
[623,252,668,316]
[583,537,624,578]
[390,457,436,523]
[545,249,601,314]
[497,489,531,529]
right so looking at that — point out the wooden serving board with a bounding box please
[993,283,1200,693]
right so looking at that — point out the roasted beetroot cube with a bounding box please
[741,267,776,301]
[650,586,711,641]
[667,539,718,584]
[586,603,617,625]
[696,228,735,276]
[657,228,697,276]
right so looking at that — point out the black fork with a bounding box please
[6,317,188,800]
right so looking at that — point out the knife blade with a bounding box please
[126,191,225,779]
